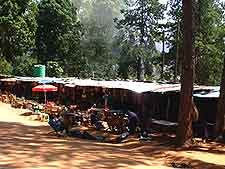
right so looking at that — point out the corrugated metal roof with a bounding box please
[64,79,181,93]
[15,77,65,83]
[0,76,220,94]
[64,80,221,94]
[0,78,17,82]
[194,87,220,98]
[194,91,220,98]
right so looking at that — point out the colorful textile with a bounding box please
[48,117,64,132]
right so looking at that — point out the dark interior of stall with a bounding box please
[143,92,180,122]
[0,80,182,123]
[65,86,139,112]
[13,81,35,99]
[0,81,15,95]
[0,79,219,129]
[194,97,217,123]
[193,97,217,137]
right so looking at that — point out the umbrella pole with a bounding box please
[44,91,47,104]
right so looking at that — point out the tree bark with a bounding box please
[174,22,180,82]
[176,0,194,146]
[137,1,145,81]
[161,30,165,80]
[193,0,201,83]
[137,56,145,81]
[216,56,225,136]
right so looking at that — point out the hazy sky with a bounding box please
[159,0,167,4]
[159,0,225,4]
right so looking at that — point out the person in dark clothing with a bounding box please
[48,114,64,135]
[94,89,113,109]
[102,90,113,109]
[90,112,98,125]
[223,130,225,143]
[127,111,139,134]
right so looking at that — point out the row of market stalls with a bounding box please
[0,76,220,125]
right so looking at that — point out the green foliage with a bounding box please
[83,61,119,80]
[0,0,38,62]
[115,0,165,44]
[1,0,224,83]
[13,55,37,76]
[47,61,64,77]
[116,38,157,80]
[0,58,13,75]
[160,0,183,81]
[73,0,123,79]
[195,0,225,85]
[115,0,165,80]
[117,40,137,79]
[36,0,82,75]
[166,0,225,85]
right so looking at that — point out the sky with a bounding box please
[159,0,167,4]
[159,0,225,4]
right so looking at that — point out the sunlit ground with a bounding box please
[0,102,224,169]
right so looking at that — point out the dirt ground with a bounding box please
[0,102,224,169]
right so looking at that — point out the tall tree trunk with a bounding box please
[174,22,180,82]
[161,30,165,80]
[176,0,194,146]
[137,56,145,80]
[137,1,145,81]
[216,56,225,137]
[193,0,201,83]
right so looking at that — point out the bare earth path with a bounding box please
[0,102,224,169]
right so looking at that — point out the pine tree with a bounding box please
[115,0,164,80]
[176,0,194,146]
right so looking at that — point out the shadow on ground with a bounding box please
[0,120,224,169]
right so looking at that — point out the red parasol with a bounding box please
[32,84,58,104]
[32,84,58,92]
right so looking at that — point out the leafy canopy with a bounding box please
[0,0,37,62]
[36,0,82,71]
[115,0,165,80]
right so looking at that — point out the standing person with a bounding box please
[62,88,69,106]
[103,89,113,109]
[94,88,104,107]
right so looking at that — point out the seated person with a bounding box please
[127,110,139,134]
[90,112,98,125]
[90,111,103,130]
[61,107,75,134]
[48,114,64,134]
[69,105,78,113]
